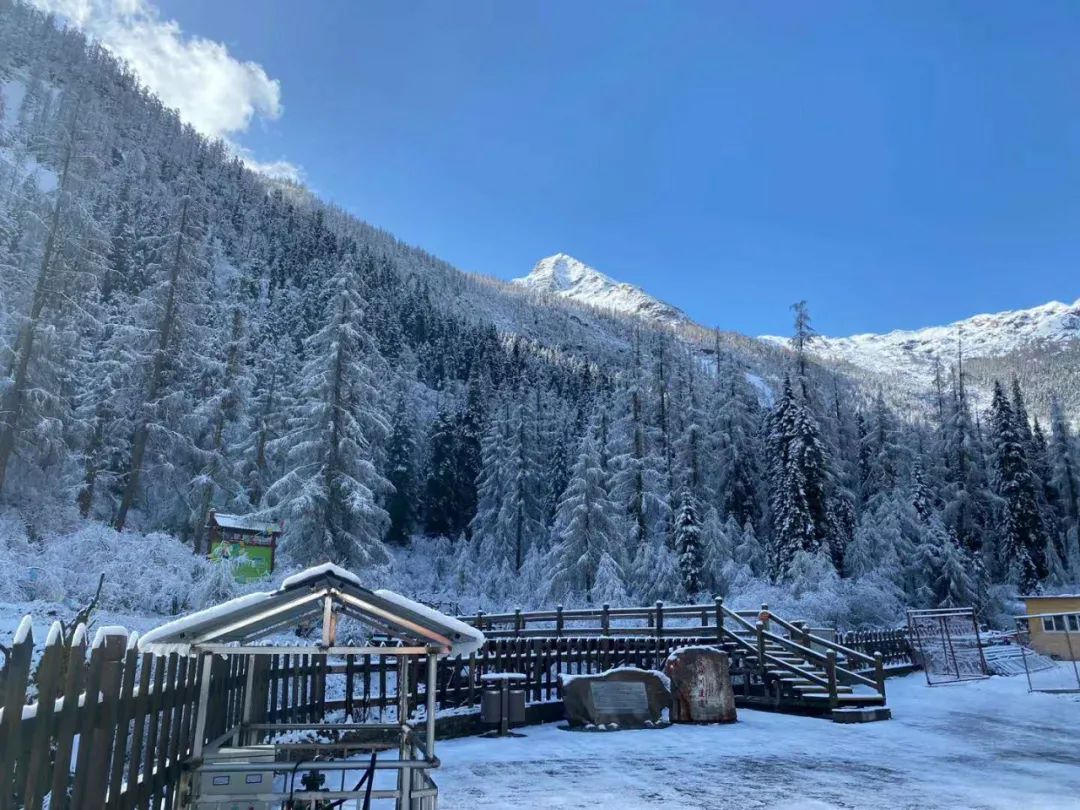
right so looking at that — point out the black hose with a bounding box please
[326,750,378,810]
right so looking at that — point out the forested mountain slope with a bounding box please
[1,3,1078,628]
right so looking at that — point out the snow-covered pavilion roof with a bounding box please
[139,563,485,657]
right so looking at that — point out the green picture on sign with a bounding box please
[209,541,274,583]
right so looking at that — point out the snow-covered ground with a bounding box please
[435,672,1080,809]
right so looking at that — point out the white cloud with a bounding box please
[31,0,302,179]
[232,146,305,185]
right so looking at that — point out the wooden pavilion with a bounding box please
[139,563,485,809]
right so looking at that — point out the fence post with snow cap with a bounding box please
[0,616,33,810]
[82,628,127,805]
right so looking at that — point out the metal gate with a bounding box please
[906,608,989,685]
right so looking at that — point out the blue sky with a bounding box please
[146,1,1080,336]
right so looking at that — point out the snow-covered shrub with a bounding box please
[0,511,32,601]
[191,550,253,608]
[39,523,204,615]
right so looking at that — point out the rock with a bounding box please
[665,646,737,724]
[561,667,671,729]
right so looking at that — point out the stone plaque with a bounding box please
[665,646,737,724]
[590,680,649,721]
[561,667,670,729]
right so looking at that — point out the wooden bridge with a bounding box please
[459,599,899,717]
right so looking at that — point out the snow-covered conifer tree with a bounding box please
[989,381,1047,592]
[673,489,704,597]
[548,425,623,600]
[265,255,391,567]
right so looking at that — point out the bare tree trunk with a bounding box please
[323,297,347,558]
[114,199,189,531]
[0,136,75,496]
[77,415,104,517]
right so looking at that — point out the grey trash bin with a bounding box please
[479,673,526,735]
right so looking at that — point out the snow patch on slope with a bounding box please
[513,253,687,326]
[1,79,26,135]
[1,78,59,194]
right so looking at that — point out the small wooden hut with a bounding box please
[139,563,485,809]
[205,510,283,581]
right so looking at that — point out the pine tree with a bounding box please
[710,351,763,529]
[264,256,391,567]
[939,365,994,556]
[385,391,417,545]
[189,305,253,552]
[497,392,548,570]
[0,93,87,497]
[548,425,623,600]
[765,377,833,579]
[609,348,670,555]
[673,489,705,597]
[423,406,459,537]
[789,300,816,383]
[114,193,210,530]
[934,527,978,608]
[989,381,1047,592]
[1048,398,1079,567]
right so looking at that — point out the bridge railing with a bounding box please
[460,598,898,705]
[464,599,761,640]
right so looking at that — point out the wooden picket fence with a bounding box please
[838,629,913,668]
[0,619,737,809]
[0,620,241,810]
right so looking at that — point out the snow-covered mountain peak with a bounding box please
[513,254,687,326]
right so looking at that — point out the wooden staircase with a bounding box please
[463,600,893,722]
[716,605,890,720]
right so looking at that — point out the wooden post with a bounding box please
[655,601,664,638]
[825,650,838,709]
[191,652,214,760]
[70,637,108,808]
[49,625,88,806]
[874,651,886,698]
[105,637,139,810]
[22,622,64,810]
[514,609,523,638]
[0,617,33,810]
[601,603,610,637]
[125,652,153,805]
[714,597,724,641]
[759,603,770,631]
[755,621,767,680]
[555,605,564,638]
[798,620,812,650]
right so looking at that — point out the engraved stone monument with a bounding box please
[664,646,737,724]
[561,668,671,729]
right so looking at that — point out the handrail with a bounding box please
[767,612,876,667]
[465,602,762,627]
[720,622,829,691]
[759,625,879,691]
